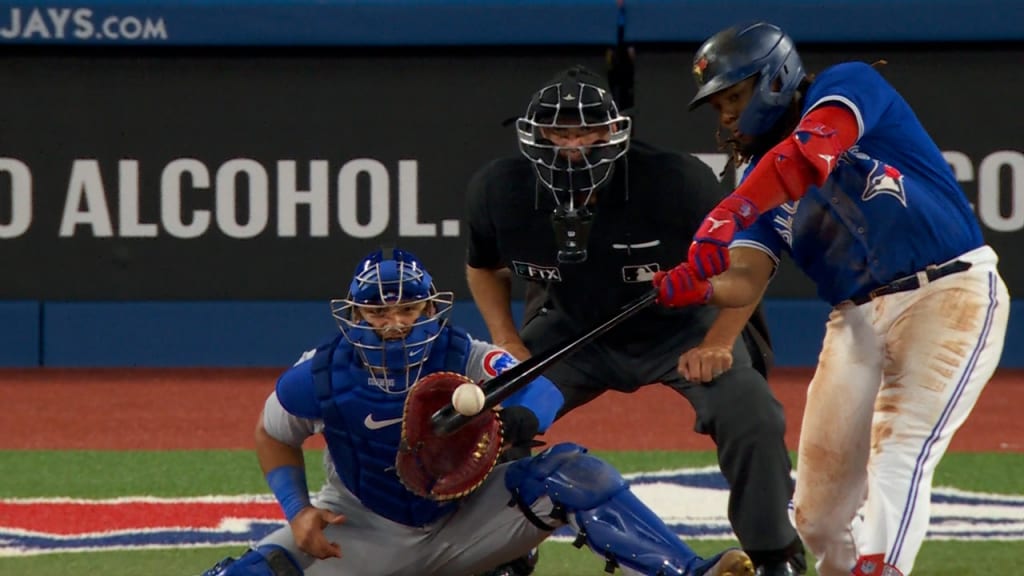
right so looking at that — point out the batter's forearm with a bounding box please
[465,265,522,346]
[703,301,761,348]
[709,267,767,308]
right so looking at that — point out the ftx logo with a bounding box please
[512,261,562,282]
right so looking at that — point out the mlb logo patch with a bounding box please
[622,263,660,283]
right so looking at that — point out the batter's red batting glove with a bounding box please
[689,193,761,279]
[652,264,713,308]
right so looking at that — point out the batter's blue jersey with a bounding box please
[732,62,984,305]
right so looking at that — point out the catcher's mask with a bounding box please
[331,248,454,393]
[516,65,631,263]
[688,21,805,137]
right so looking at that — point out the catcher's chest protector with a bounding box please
[310,329,471,527]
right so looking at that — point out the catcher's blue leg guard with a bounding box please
[505,442,709,575]
[200,545,302,576]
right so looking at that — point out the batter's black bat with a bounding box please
[431,288,658,435]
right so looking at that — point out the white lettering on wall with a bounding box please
[161,158,211,239]
[60,160,113,237]
[278,160,329,237]
[0,158,32,238]
[215,159,268,239]
[947,149,1024,232]
[337,158,389,239]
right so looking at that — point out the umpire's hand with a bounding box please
[290,506,346,559]
[678,344,734,383]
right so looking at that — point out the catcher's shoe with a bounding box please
[701,549,756,576]
[198,557,234,576]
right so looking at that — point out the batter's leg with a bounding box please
[794,306,884,576]
[855,270,1009,575]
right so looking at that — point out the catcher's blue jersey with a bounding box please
[732,62,984,305]
[273,326,562,527]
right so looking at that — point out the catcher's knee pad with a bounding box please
[505,442,624,510]
[505,442,701,575]
[201,545,302,576]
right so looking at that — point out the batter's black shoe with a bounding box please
[476,547,538,576]
[754,552,807,576]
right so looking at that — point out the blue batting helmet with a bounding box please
[688,22,805,136]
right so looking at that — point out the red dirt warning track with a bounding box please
[1,368,1021,452]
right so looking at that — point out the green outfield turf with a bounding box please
[1,450,1021,576]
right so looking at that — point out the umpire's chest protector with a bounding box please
[310,328,472,527]
[492,158,696,327]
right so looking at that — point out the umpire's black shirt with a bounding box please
[467,141,731,350]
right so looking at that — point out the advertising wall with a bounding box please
[1,1,1021,366]
[2,47,1021,302]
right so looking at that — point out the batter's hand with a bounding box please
[290,506,346,560]
[677,344,734,383]
[653,264,712,308]
[689,194,761,279]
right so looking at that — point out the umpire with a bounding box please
[465,66,805,576]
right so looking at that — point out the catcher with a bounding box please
[198,248,754,576]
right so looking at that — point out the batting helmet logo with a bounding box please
[693,57,709,83]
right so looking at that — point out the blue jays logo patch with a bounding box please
[863,160,907,207]
[483,350,518,378]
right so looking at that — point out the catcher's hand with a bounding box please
[396,372,503,501]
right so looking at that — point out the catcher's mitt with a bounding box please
[396,371,503,500]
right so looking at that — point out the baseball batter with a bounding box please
[198,248,755,576]
[655,22,1010,576]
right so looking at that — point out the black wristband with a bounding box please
[498,405,540,447]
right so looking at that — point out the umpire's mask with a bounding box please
[516,66,632,263]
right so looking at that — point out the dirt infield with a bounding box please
[2,367,1021,452]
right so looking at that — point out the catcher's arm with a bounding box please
[259,391,344,560]
[466,342,564,434]
[432,289,657,435]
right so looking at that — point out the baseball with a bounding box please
[452,382,486,416]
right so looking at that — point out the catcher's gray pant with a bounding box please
[520,305,800,556]
[255,463,553,576]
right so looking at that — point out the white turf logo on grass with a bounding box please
[549,467,1024,542]
[0,468,1022,555]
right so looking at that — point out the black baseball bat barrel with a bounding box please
[430,288,658,435]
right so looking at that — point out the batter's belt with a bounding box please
[847,259,972,306]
